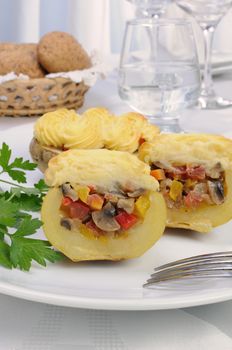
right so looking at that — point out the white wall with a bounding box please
[0,0,231,56]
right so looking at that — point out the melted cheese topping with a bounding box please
[139,134,232,170]
[45,148,159,192]
[34,108,159,153]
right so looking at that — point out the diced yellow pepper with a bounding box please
[185,179,197,189]
[135,195,150,219]
[78,186,90,203]
[79,223,94,239]
[79,223,107,242]
[87,194,104,210]
[169,180,183,201]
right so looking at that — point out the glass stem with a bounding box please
[201,25,215,97]
[151,13,160,19]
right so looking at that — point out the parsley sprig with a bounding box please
[0,142,63,271]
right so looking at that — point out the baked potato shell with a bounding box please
[30,138,61,172]
[167,169,232,233]
[41,188,166,261]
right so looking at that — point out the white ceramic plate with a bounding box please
[0,123,232,310]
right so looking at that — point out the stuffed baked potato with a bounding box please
[30,107,159,171]
[139,133,232,233]
[41,149,166,261]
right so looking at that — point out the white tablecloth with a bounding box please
[0,70,232,350]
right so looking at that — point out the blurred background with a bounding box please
[0,0,231,61]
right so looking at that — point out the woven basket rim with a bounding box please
[0,75,83,85]
[0,76,88,117]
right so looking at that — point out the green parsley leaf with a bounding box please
[0,142,62,272]
[0,240,12,269]
[0,225,7,240]
[34,179,49,193]
[0,143,36,183]
[10,186,41,196]
[6,158,37,183]
[7,169,27,183]
[12,193,42,212]
[9,157,37,171]
[0,198,19,227]
[13,213,32,229]
[10,237,63,271]
[0,143,11,171]
[14,218,42,237]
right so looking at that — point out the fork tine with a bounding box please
[154,251,232,272]
[144,268,232,287]
[150,260,232,277]
[151,263,232,276]
[143,251,232,287]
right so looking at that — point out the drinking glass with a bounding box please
[127,0,172,18]
[118,19,201,132]
[176,0,232,109]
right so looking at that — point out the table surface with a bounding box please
[0,70,232,350]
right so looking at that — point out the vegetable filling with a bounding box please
[150,162,226,209]
[59,183,150,237]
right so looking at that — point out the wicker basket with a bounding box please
[0,77,89,117]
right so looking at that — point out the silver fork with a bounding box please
[144,251,232,287]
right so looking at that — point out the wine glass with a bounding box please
[176,0,232,110]
[118,18,201,132]
[127,0,172,18]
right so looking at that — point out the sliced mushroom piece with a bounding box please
[160,179,173,193]
[103,202,117,217]
[117,198,135,214]
[127,188,145,198]
[82,213,92,224]
[61,183,79,201]
[104,192,119,203]
[206,162,223,179]
[110,190,127,199]
[60,218,73,230]
[207,180,225,205]
[193,183,208,195]
[92,206,120,232]
[164,193,175,209]
[201,194,213,205]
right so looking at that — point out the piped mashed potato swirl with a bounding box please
[33,107,159,153]
[35,109,80,148]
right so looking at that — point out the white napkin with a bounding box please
[0,51,114,87]
[0,72,29,84]
[46,51,114,87]
[0,294,232,350]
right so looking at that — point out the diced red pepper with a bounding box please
[85,219,102,235]
[184,191,203,208]
[115,211,138,230]
[88,185,96,193]
[175,166,186,174]
[186,166,206,180]
[69,200,90,220]
[60,196,73,215]
[139,137,145,146]
[168,166,187,180]
[61,196,73,207]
